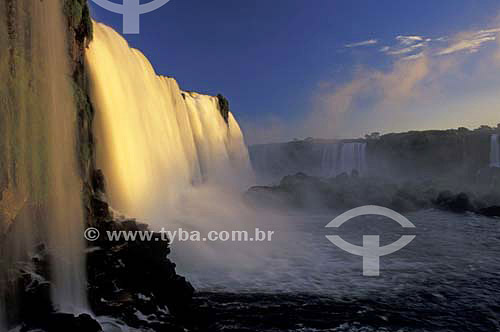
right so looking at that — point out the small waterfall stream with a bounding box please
[491,134,500,168]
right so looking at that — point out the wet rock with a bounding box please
[478,206,500,217]
[92,169,106,194]
[12,245,53,327]
[434,191,475,213]
[90,197,111,222]
[29,313,102,332]
[87,196,195,330]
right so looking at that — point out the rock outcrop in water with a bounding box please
[245,169,500,217]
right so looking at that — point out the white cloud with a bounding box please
[437,28,500,55]
[396,35,424,45]
[401,52,425,61]
[387,42,426,55]
[477,27,500,35]
[345,39,378,48]
[245,21,500,144]
[381,35,429,57]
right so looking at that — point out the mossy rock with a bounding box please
[64,0,93,42]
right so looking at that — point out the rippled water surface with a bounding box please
[175,209,500,331]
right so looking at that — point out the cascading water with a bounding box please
[338,142,367,175]
[490,134,500,168]
[85,22,253,228]
[320,143,340,177]
[320,142,366,177]
[0,0,86,327]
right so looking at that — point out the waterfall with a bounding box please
[491,134,500,168]
[339,142,367,175]
[85,22,253,227]
[1,0,86,326]
[320,144,340,177]
[320,142,366,177]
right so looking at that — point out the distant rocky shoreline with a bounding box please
[245,169,500,218]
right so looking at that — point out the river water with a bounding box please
[176,209,500,331]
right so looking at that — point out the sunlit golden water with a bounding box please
[86,22,253,227]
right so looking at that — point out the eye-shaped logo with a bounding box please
[326,205,416,276]
[92,0,171,34]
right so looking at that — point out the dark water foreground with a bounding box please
[178,210,500,332]
[195,288,499,332]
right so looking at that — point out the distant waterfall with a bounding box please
[85,22,253,226]
[321,142,366,177]
[1,0,86,326]
[320,144,340,177]
[491,134,500,168]
[339,142,367,175]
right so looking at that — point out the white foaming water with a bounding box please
[491,134,500,168]
[85,22,253,228]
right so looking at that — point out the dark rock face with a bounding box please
[8,246,102,332]
[434,191,475,213]
[91,169,106,194]
[217,94,230,124]
[27,313,102,332]
[479,206,500,217]
[86,195,195,330]
[15,246,53,328]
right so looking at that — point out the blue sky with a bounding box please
[89,0,500,144]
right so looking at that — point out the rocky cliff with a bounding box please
[367,126,500,180]
[250,126,500,183]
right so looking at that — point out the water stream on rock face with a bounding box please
[0,0,87,327]
[491,134,500,167]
